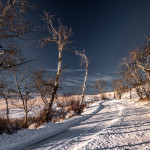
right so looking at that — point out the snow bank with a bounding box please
[0,101,103,150]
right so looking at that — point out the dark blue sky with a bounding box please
[21,0,150,94]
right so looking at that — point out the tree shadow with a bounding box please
[100,141,150,149]
[23,99,150,150]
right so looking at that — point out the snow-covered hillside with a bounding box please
[1,90,150,150]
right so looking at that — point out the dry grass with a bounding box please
[139,97,150,102]
[0,95,81,110]
[0,117,25,134]
[0,94,97,134]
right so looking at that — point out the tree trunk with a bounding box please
[13,70,28,126]
[119,95,121,99]
[48,49,62,121]
[129,87,132,99]
[142,86,150,100]
[5,98,9,122]
[136,87,143,100]
[24,110,28,127]
[78,64,88,114]
[24,99,28,127]
[101,91,104,100]
[148,83,150,100]
[104,86,106,99]
[114,90,116,99]
[2,93,10,122]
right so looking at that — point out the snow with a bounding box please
[0,95,93,119]
[1,90,150,150]
[27,99,150,150]
[0,99,102,150]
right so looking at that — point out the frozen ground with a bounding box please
[1,95,150,150]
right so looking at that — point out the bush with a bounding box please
[0,108,51,134]
[28,108,51,128]
[0,118,21,134]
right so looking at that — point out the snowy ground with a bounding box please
[1,96,150,150]
[0,99,102,150]
[0,95,94,119]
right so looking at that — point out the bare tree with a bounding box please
[0,0,31,42]
[130,49,150,80]
[41,11,72,121]
[112,79,117,99]
[95,80,107,100]
[116,36,150,101]
[11,68,35,127]
[120,48,150,100]
[0,44,33,72]
[0,0,34,70]
[75,50,89,114]
[2,46,36,126]
[115,79,128,99]
[130,48,150,100]
[33,69,55,122]
[0,72,13,121]
[118,64,133,99]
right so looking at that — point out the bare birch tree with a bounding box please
[75,50,89,114]
[120,49,149,100]
[2,45,35,127]
[95,80,107,100]
[11,69,35,127]
[41,11,72,121]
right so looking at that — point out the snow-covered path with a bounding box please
[24,99,150,150]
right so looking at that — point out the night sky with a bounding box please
[21,0,150,94]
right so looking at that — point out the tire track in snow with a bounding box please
[72,100,126,150]
[80,100,150,150]
[21,99,150,150]
[21,100,105,150]
[30,100,125,150]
